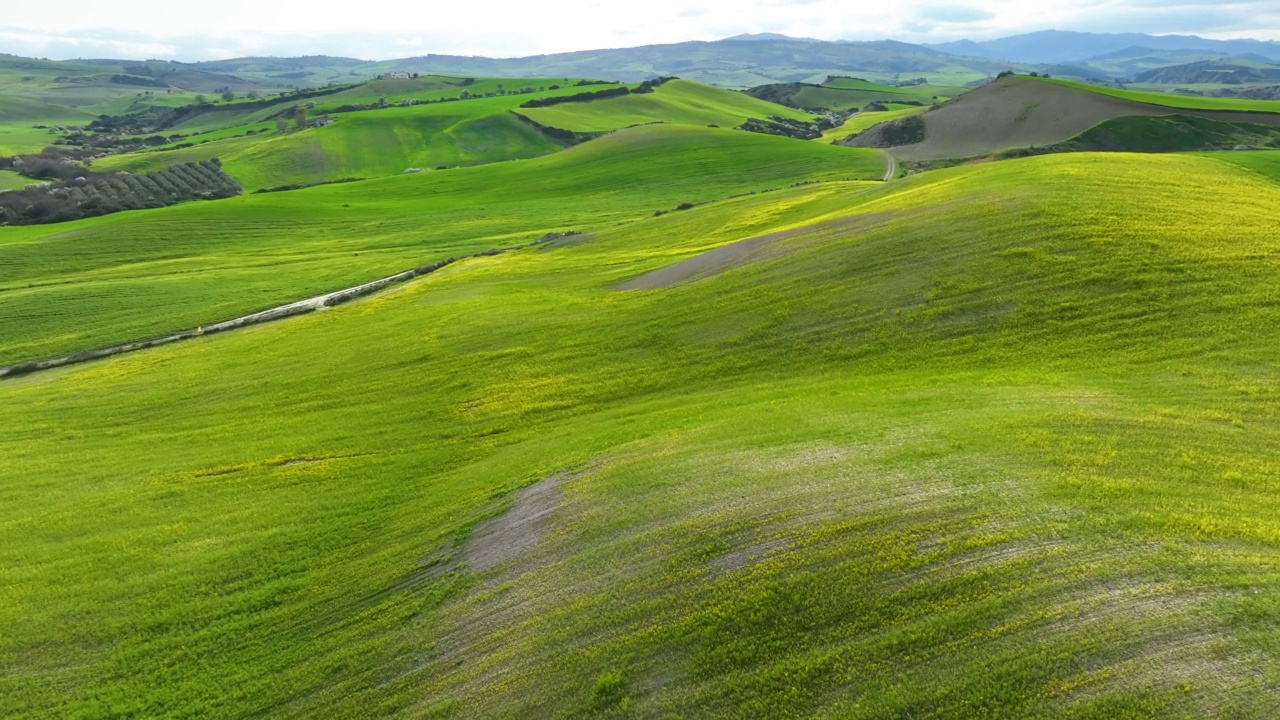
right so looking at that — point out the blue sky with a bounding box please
[2,0,1277,60]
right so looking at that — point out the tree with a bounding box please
[221,91,235,102]
[248,90,260,99]
[275,117,289,133]
[294,106,308,129]
[195,93,207,104]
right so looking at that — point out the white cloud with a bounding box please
[1,0,1278,60]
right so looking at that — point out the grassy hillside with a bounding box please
[2,150,1279,717]
[1063,114,1280,153]
[518,80,812,131]
[820,106,930,141]
[0,169,29,191]
[0,94,92,154]
[98,102,565,191]
[92,80,821,190]
[363,38,1019,87]
[746,76,964,112]
[0,125,885,364]
[92,83,624,189]
[1206,149,1280,181]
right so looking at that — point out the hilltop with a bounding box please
[838,74,1280,161]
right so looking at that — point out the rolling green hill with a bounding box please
[0,124,885,364]
[517,79,813,131]
[820,105,930,141]
[746,76,964,111]
[2,148,1280,717]
[92,80,824,191]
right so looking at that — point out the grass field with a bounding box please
[91,80,824,191]
[2,150,1279,718]
[821,106,930,141]
[1203,149,1280,181]
[0,125,885,364]
[0,169,31,191]
[517,80,813,131]
[746,77,962,113]
[1041,76,1280,113]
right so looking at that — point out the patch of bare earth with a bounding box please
[460,470,579,574]
[617,213,891,291]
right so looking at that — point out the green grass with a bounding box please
[1202,149,1280,182]
[2,150,1279,717]
[0,124,884,364]
[1063,115,1280,153]
[1041,76,1280,113]
[821,106,929,141]
[519,80,812,131]
[91,80,655,189]
[0,94,92,154]
[0,169,30,191]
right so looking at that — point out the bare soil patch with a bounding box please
[461,471,580,573]
[617,213,890,291]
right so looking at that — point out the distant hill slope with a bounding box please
[366,38,1018,87]
[839,75,1280,161]
[1078,47,1237,78]
[745,76,963,111]
[927,30,1280,65]
[1135,58,1280,85]
[91,79,818,191]
[517,79,813,131]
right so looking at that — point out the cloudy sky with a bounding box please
[3,0,1278,61]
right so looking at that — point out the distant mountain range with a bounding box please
[8,29,1280,93]
[924,30,1280,65]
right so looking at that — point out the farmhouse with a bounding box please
[309,117,336,127]
[379,72,411,79]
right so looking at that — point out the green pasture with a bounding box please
[0,124,885,364]
[0,169,30,191]
[92,80,653,188]
[518,80,812,131]
[1041,76,1280,113]
[1203,149,1280,181]
[1,150,1279,718]
[821,106,930,141]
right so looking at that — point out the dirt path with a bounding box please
[0,248,511,380]
[881,150,898,182]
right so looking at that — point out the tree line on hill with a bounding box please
[519,77,677,108]
[0,159,240,226]
[738,113,845,140]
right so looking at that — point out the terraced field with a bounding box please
[3,149,1280,718]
